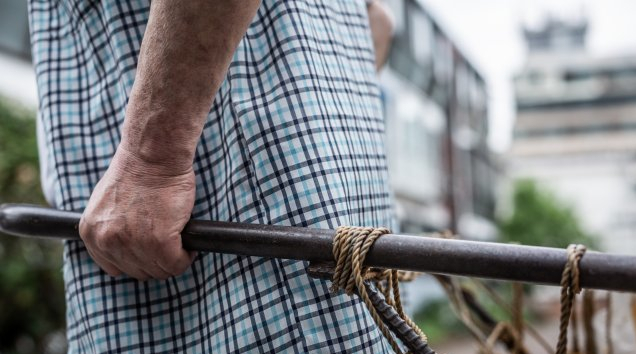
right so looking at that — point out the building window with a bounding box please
[456,63,469,107]
[470,74,487,112]
[384,78,446,201]
[434,34,453,84]
[409,8,433,65]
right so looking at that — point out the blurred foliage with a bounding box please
[0,101,40,203]
[417,180,598,345]
[498,179,598,250]
[0,98,66,354]
[414,297,466,343]
[414,281,532,345]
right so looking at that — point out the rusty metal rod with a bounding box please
[1,203,635,292]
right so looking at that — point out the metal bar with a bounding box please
[1,203,635,292]
[364,281,436,354]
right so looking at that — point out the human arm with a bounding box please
[79,0,261,280]
[367,0,394,71]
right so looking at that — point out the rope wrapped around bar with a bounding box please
[555,244,587,354]
[330,226,432,354]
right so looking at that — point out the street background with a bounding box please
[1,0,635,353]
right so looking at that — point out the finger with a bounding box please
[85,247,123,277]
[118,264,153,281]
[87,233,169,280]
[110,254,155,281]
[154,234,195,277]
[130,255,174,280]
[126,237,184,279]
[149,261,175,280]
[91,245,154,281]
[133,231,194,277]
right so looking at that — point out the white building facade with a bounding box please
[511,19,636,254]
[382,0,497,240]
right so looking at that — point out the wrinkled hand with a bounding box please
[79,148,196,280]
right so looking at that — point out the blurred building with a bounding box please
[0,0,37,107]
[381,0,497,239]
[511,17,636,253]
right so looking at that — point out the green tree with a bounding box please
[0,98,66,354]
[498,179,597,249]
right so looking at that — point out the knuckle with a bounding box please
[93,258,121,277]
[94,227,129,251]
[94,232,119,250]
[78,216,93,238]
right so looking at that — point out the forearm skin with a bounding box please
[121,0,261,173]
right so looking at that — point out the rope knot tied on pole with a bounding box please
[330,226,434,354]
[556,244,587,354]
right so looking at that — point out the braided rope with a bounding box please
[555,244,587,354]
[364,282,436,354]
[331,226,430,354]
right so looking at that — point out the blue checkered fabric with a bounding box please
[29,0,398,352]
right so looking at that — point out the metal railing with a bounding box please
[1,203,635,292]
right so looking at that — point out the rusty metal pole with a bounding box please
[1,203,635,292]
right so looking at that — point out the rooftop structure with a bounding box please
[511,16,636,254]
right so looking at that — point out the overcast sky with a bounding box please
[418,0,636,152]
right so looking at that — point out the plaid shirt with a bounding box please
[29,0,397,352]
